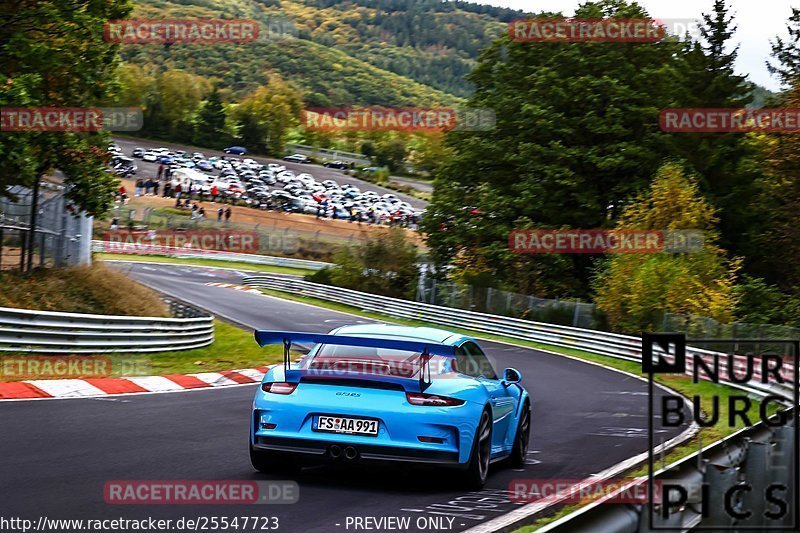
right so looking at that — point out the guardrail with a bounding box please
[285,143,370,165]
[537,408,797,532]
[0,299,214,354]
[241,275,795,400]
[92,240,332,270]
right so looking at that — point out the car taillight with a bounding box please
[406,392,465,406]
[262,382,297,394]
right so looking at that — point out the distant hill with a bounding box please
[123,0,529,106]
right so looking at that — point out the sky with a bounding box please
[475,0,796,91]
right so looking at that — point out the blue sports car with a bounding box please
[249,324,531,487]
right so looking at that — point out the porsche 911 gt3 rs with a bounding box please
[249,324,531,487]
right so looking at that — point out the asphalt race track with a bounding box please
[0,263,687,532]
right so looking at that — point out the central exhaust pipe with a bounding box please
[328,444,342,459]
[344,446,358,460]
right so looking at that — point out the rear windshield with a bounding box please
[302,344,454,378]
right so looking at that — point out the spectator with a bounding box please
[152,180,160,197]
[217,207,223,222]
[134,178,143,196]
[174,183,182,200]
[210,185,218,203]
[157,164,164,180]
[163,182,172,198]
[191,203,198,218]
[224,207,232,224]
[197,206,205,220]
[175,197,182,209]
[110,217,119,230]
[144,178,152,196]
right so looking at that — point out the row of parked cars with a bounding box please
[125,145,423,223]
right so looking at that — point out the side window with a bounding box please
[459,341,497,379]
[454,346,478,378]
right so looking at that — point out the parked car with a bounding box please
[323,160,349,169]
[142,151,158,162]
[131,147,145,158]
[110,156,137,175]
[284,154,311,164]
[195,160,213,171]
[224,146,247,155]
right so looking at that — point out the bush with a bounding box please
[312,229,419,299]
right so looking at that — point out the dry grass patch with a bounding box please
[0,263,168,316]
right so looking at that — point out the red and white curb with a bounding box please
[205,282,263,295]
[0,365,275,401]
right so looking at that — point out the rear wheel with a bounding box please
[462,409,492,489]
[249,444,299,475]
[509,403,531,469]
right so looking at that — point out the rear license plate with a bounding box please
[314,415,379,436]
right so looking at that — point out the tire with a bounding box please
[462,409,492,489]
[249,443,299,475]
[509,403,531,469]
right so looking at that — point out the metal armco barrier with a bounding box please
[241,275,795,401]
[0,302,214,354]
[92,240,331,271]
[537,408,797,532]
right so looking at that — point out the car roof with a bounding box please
[329,323,469,346]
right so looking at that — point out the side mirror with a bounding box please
[503,367,522,385]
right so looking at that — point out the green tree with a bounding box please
[746,10,800,316]
[767,8,800,87]
[373,137,408,172]
[671,0,760,257]
[151,70,210,138]
[193,87,230,148]
[423,0,684,296]
[115,64,156,109]
[593,164,739,333]
[232,74,303,154]
[312,230,419,299]
[0,0,132,215]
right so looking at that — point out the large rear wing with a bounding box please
[254,330,457,391]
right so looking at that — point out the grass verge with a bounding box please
[95,253,312,276]
[252,287,781,530]
[0,320,283,382]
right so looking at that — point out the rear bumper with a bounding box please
[253,435,461,465]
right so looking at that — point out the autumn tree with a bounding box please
[593,163,739,333]
[232,74,303,155]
